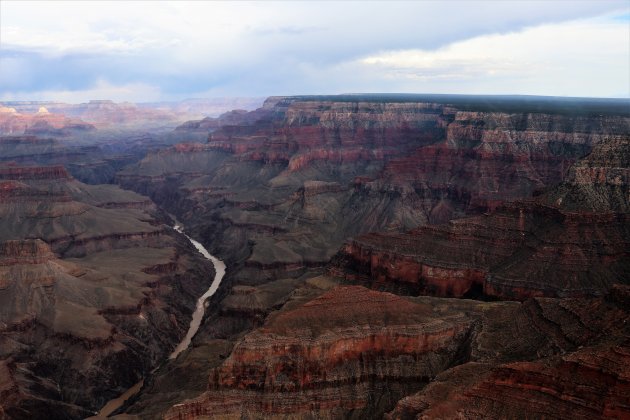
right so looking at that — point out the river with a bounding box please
[88,224,226,418]
[169,224,226,359]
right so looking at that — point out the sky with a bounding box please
[1,1,629,102]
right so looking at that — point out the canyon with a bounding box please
[0,94,628,419]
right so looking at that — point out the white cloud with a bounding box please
[1,1,628,99]
[357,17,630,97]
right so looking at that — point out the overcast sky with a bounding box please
[1,1,628,102]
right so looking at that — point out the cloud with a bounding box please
[356,16,629,97]
[1,1,628,100]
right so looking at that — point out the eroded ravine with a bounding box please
[90,224,226,419]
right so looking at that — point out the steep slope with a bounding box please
[163,284,478,419]
[0,164,216,418]
[163,283,629,419]
[544,135,630,212]
[0,135,139,185]
[331,203,629,299]
[386,285,630,420]
[330,135,630,300]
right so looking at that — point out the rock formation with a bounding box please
[118,95,629,293]
[1,94,627,419]
[330,134,630,300]
[386,285,630,420]
[164,285,477,419]
[112,95,629,419]
[0,108,95,136]
[163,283,630,419]
[0,164,216,418]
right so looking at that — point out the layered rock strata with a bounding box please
[164,285,476,419]
[119,96,629,287]
[0,135,139,185]
[114,95,629,418]
[330,203,629,299]
[386,286,630,419]
[0,164,216,418]
[330,135,630,300]
[163,283,630,419]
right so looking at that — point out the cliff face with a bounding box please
[207,101,628,211]
[163,283,630,419]
[330,135,630,300]
[330,204,629,300]
[387,286,630,419]
[0,135,140,185]
[164,285,477,419]
[544,136,630,212]
[0,164,216,418]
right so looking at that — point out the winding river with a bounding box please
[169,224,226,359]
[91,224,226,418]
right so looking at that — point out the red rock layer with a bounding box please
[165,286,475,419]
[330,203,629,300]
[382,111,628,211]
[206,101,448,169]
[0,239,55,266]
[164,284,630,420]
[387,345,630,420]
[0,165,72,180]
[201,100,629,212]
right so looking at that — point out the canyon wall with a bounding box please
[119,96,629,293]
[115,95,629,419]
[330,134,629,300]
[0,164,216,418]
[164,283,629,419]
